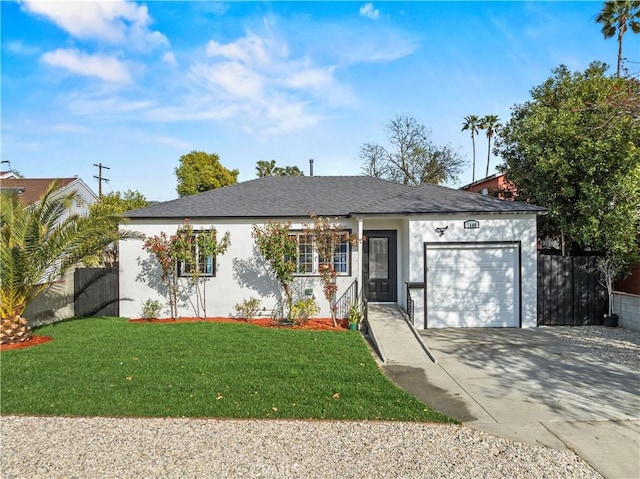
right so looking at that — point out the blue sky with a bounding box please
[2,1,636,202]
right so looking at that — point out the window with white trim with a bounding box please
[289,232,351,276]
[177,231,216,277]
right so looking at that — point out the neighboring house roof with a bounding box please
[0,177,97,207]
[125,176,546,220]
[460,172,516,196]
[460,172,504,191]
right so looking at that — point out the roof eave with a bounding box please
[352,209,547,216]
[123,213,353,221]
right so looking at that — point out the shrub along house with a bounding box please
[119,176,546,328]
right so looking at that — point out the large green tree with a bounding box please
[256,160,304,177]
[360,115,465,186]
[0,182,142,344]
[175,151,239,197]
[595,0,640,77]
[495,62,640,265]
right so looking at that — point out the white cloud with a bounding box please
[21,0,168,50]
[190,29,347,134]
[285,66,335,90]
[67,94,155,120]
[145,102,240,122]
[206,34,273,66]
[41,49,132,84]
[261,96,324,135]
[26,11,413,137]
[5,40,40,56]
[194,2,230,17]
[162,51,177,66]
[191,61,265,99]
[158,16,415,134]
[359,3,380,20]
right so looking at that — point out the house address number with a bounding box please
[464,220,480,229]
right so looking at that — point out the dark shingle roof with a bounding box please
[125,176,546,219]
[356,182,546,214]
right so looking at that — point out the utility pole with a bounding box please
[93,163,110,197]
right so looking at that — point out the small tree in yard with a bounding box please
[251,222,298,320]
[143,220,230,319]
[172,221,230,318]
[304,215,359,327]
[597,254,627,318]
[143,232,180,319]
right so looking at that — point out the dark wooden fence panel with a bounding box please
[537,254,607,326]
[74,267,119,317]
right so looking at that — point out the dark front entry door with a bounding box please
[363,230,397,302]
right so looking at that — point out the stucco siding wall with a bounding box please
[408,214,539,328]
[120,218,361,319]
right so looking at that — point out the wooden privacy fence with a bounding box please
[74,267,119,317]
[537,254,607,326]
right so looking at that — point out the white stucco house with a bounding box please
[119,176,546,328]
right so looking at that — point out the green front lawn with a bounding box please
[1,318,454,423]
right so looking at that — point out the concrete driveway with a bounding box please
[381,327,639,479]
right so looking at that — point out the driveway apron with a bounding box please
[370,315,640,479]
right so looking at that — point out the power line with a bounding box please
[93,163,110,197]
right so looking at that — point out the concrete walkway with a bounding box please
[366,304,640,479]
[365,303,431,364]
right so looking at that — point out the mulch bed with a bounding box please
[128,317,350,331]
[1,335,53,351]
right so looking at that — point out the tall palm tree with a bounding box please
[461,115,481,182]
[480,114,501,178]
[596,0,640,77]
[0,182,141,344]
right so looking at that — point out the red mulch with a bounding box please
[1,335,53,351]
[128,317,349,331]
[0,318,349,352]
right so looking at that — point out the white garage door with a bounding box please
[426,243,520,328]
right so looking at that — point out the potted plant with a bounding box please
[348,301,363,331]
[597,254,625,327]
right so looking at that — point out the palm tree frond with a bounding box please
[596,0,640,76]
[0,183,142,321]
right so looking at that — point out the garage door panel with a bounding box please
[426,244,519,328]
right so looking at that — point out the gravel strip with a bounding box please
[1,416,601,479]
[540,325,640,370]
